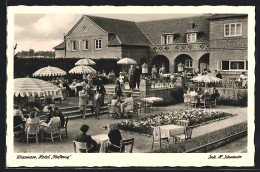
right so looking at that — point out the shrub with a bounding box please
[150,122,247,153]
[170,86,184,104]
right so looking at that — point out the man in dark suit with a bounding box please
[75,125,98,153]
[133,65,142,89]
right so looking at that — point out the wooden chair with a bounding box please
[107,138,135,153]
[60,116,69,139]
[200,95,212,108]
[42,121,62,142]
[151,127,169,150]
[177,120,189,127]
[141,99,152,113]
[173,126,193,144]
[183,94,191,109]
[73,140,88,153]
[127,103,139,119]
[190,95,198,108]
[26,123,39,144]
[14,124,25,142]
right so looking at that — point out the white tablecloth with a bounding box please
[142,97,164,104]
[159,124,184,139]
[92,134,109,153]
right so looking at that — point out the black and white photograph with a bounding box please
[6,6,255,167]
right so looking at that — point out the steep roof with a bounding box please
[136,15,211,45]
[53,42,65,50]
[208,14,248,20]
[84,15,152,46]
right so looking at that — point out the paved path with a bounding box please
[13,104,248,153]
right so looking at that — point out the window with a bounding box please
[221,60,247,71]
[161,35,174,44]
[224,23,242,37]
[186,60,193,68]
[95,39,102,50]
[186,33,197,43]
[71,41,76,51]
[83,40,88,50]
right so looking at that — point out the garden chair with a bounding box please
[73,140,89,153]
[107,138,135,153]
[41,121,62,142]
[141,99,152,113]
[177,120,189,127]
[151,127,169,150]
[200,95,211,108]
[190,95,198,108]
[26,123,39,144]
[108,104,118,119]
[173,126,193,144]
[127,103,139,119]
[14,123,25,142]
[60,116,69,139]
[134,98,142,113]
[183,94,191,109]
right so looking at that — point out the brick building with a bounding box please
[54,14,248,78]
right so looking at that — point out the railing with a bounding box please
[150,82,175,89]
[185,130,247,153]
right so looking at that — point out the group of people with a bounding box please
[74,124,123,153]
[78,79,106,120]
[184,86,220,102]
[127,65,142,90]
[108,93,134,119]
[13,104,65,140]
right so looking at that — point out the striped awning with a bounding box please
[14,77,60,97]
[69,65,96,74]
[33,66,66,77]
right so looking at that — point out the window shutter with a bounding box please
[161,35,165,45]
[222,61,229,70]
[67,41,71,50]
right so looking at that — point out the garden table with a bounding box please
[159,124,184,139]
[92,134,109,153]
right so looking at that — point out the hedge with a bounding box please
[149,122,247,153]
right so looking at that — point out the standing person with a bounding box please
[115,79,123,101]
[79,87,88,119]
[128,65,134,87]
[151,65,158,79]
[98,83,106,107]
[86,82,95,117]
[93,90,103,120]
[133,65,142,89]
[87,73,94,88]
[119,72,125,91]
[75,124,98,153]
[129,72,135,90]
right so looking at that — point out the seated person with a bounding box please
[40,110,60,134]
[107,124,123,152]
[120,93,134,117]
[200,90,211,99]
[189,88,198,97]
[45,106,55,124]
[109,95,121,118]
[25,111,40,131]
[210,87,220,100]
[54,107,65,128]
[13,104,24,121]
[196,87,203,95]
[75,124,98,153]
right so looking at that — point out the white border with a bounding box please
[7,6,255,167]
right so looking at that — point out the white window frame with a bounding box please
[224,22,242,37]
[186,60,193,68]
[79,40,83,50]
[71,41,76,51]
[83,40,89,50]
[221,60,247,71]
[166,35,173,44]
[95,39,102,50]
[186,33,197,43]
[66,41,71,50]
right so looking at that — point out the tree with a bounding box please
[28,49,35,56]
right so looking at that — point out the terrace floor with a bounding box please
[13,104,248,153]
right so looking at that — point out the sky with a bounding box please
[14,14,201,52]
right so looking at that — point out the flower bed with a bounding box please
[116,109,236,135]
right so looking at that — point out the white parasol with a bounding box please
[117,57,137,65]
[14,77,61,97]
[190,74,222,83]
[75,58,96,66]
[32,66,66,77]
[69,65,96,74]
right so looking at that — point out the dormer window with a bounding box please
[161,34,174,45]
[186,33,197,43]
